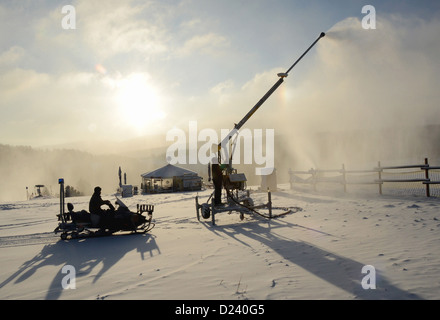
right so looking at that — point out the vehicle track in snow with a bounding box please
[0,218,54,231]
[0,232,59,248]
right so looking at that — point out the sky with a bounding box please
[1,0,440,151]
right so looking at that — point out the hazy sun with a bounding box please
[115,73,166,134]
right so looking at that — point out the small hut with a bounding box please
[141,164,202,193]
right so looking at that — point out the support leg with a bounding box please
[211,197,216,226]
[195,196,200,221]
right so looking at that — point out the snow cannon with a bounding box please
[196,32,325,225]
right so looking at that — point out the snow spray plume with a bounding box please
[275,15,440,177]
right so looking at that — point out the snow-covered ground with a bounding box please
[1,184,440,300]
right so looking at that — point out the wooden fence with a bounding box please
[288,158,440,197]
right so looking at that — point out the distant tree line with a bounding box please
[0,143,150,202]
[65,185,83,197]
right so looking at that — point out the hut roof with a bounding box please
[141,164,198,179]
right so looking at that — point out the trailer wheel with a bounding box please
[201,203,211,219]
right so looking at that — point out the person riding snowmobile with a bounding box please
[89,186,115,227]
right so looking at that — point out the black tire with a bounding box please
[201,203,211,219]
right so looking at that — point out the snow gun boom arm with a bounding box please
[217,32,325,165]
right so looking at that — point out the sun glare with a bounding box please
[115,73,166,134]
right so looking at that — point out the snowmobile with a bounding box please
[54,179,155,240]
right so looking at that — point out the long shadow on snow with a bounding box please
[0,233,160,300]
[203,218,422,300]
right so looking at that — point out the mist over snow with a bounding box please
[179,13,440,172]
[271,15,440,170]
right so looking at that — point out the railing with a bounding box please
[288,158,440,197]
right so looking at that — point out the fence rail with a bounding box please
[288,158,440,197]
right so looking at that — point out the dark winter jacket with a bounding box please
[89,192,111,214]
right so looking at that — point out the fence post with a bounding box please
[342,163,347,193]
[288,168,293,189]
[378,161,382,195]
[268,190,272,219]
[311,168,317,191]
[425,157,430,197]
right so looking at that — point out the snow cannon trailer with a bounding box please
[55,178,155,240]
[196,32,325,225]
